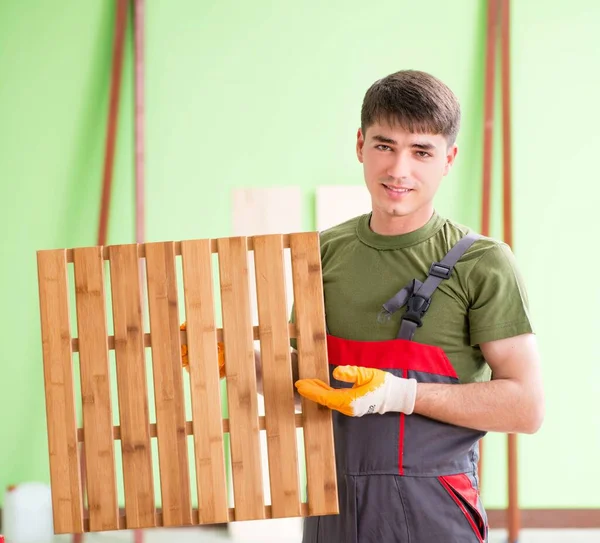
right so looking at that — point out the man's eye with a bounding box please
[376,145,392,151]
[416,151,431,158]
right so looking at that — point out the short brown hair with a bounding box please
[361,70,461,146]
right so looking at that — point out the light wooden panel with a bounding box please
[181,239,229,524]
[289,233,338,516]
[217,236,265,520]
[254,234,301,518]
[72,247,119,531]
[108,244,155,529]
[37,250,84,534]
[230,187,304,542]
[316,185,371,231]
[145,242,192,527]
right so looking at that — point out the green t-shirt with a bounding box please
[295,211,533,384]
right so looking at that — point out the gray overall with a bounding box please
[303,233,488,543]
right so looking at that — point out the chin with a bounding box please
[385,205,412,217]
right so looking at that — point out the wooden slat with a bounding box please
[65,235,298,262]
[217,236,264,520]
[37,250,84,534]
[289,233,338,516]
[71,323,298,351]
[180,239,229,524]
[82,502,314,531]
[253,234,301,518]
[145,242,192,526]
[72,247,119,531]
[108,245,155,528]
[77,413,305,442]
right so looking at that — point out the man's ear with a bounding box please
[356,128,365,163]
[444,144,458,175]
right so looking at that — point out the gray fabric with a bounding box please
[402,370,485,476]
[381,278,423,315]
[303,474,487,543]
[328,365,483,478]
[392,232,481,340]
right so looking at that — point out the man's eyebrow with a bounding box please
[372,135,397,145]
[371,135,437,151]
[411,141,437,151]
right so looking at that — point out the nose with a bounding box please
[386,151,410,180]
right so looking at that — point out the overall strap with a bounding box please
[381,232,481,341]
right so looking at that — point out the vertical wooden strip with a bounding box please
[217,237,264,520]
[145,242,192,526]
[37,250,84,534]
[253,235,301,518]
[180,239,229,524]
[109,245,155,529]
[289,233,338,516]
[72,247,119,531]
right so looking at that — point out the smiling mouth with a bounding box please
[382,184,413,193]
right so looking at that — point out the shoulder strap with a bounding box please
[388,232,481,340]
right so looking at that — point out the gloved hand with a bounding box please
[295,366,417,417]
[180,322,226,379]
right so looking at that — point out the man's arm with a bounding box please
[413,333,545,434]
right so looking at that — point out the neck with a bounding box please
[369,206,434,236]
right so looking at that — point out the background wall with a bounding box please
[1,0,599,513]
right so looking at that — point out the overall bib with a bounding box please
[303,233,489,543]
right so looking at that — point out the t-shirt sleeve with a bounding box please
[467,242,534,346]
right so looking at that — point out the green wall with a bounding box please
[1,0,599,513]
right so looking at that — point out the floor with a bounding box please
[45,526,600,543]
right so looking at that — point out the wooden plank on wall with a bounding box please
[316,185,370,231]
[230,187,304,539]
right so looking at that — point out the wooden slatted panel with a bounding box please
[253,234,301,518]
[217,236,264,520]
[145,242,192,526]
[180,239,229,524]
[37,250,84,534]
[108,245,155,529]
[289,233,338,516]
[72,247,119,531]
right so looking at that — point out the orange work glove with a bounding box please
[295,366,417,417]
[180,322,226,379]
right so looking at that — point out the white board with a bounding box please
[229,187,304,540]
[316,185,371,231]
[232,187,302,325]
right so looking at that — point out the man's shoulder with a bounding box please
[438,217,510,263]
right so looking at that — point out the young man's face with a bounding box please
[356,121,457,233]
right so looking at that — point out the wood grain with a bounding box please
[108,244,155,528]
[289,233,338,516]
[181,239,229,524]
[37,249,84,534]
[217,237,264,520]
[253,234,300,518]
[145,242,192,526]
[73,247,119,531]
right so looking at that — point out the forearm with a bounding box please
[414,378,544,434]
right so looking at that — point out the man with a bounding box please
[292,70,544,543]
[182,70,544,542]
